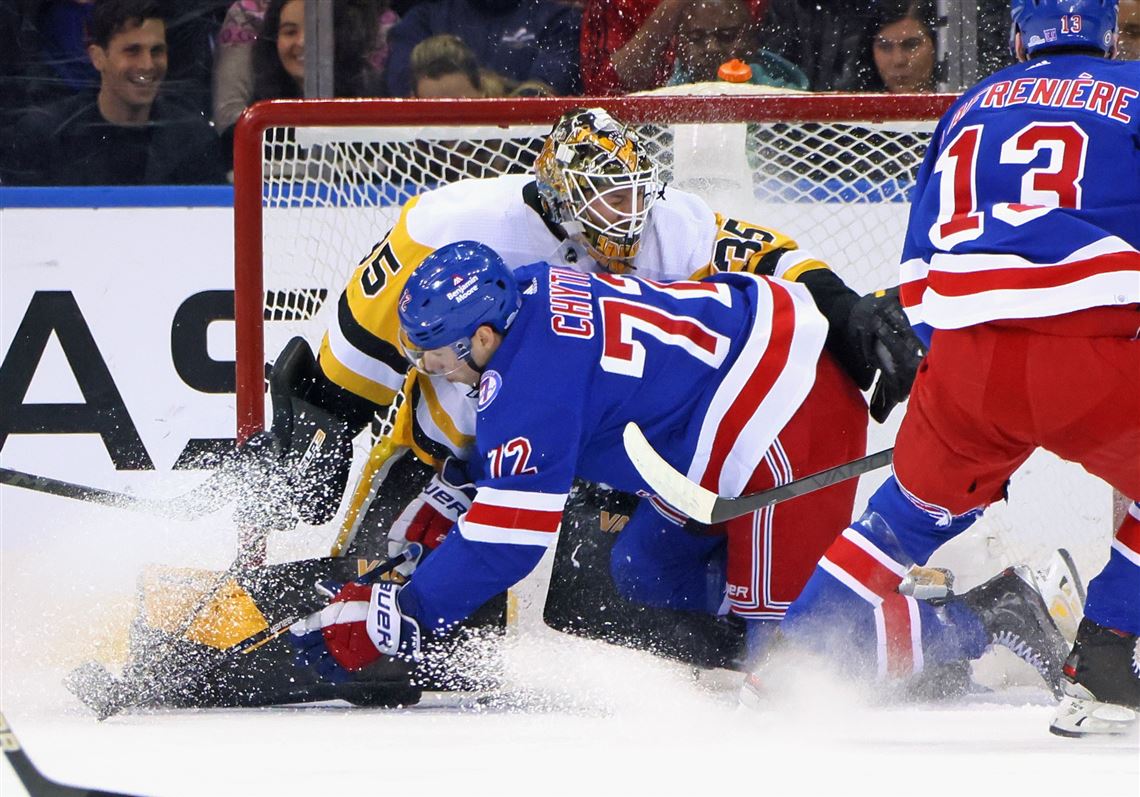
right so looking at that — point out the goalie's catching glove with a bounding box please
[387,456,476,575]
[289,580,422,682]
[846,287,926,423]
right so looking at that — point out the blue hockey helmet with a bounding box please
[1010,0,1118,56]
[397,241,521,375]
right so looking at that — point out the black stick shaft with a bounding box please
[0,466,230,521]
[1,467,146,509]
[709,448,894,523]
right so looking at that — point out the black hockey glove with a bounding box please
[847,288,926,423]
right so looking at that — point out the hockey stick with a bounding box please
[0,466,234,522]
[1,710,135,797]
[67,544,423,720]
[622,422,894,524]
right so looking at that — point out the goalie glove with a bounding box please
[846,288,926,423]
[289,580,422,682]
[386,457,476,575]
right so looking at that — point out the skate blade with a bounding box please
[1049,695,1138,738]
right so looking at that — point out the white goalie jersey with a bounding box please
[318,173,833,464]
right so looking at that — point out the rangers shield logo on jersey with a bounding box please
[478,370,503,411]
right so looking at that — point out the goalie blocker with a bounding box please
[235,337,380,529]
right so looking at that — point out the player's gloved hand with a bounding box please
[387,457,476,575]
[846,287,926,423]
[289,580,421,682]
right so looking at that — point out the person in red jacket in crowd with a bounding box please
[579,0,767,94]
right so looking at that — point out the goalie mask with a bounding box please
[535,107,664,274]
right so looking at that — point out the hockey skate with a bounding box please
[956,564,1070,699]
[1049,618,1140,738]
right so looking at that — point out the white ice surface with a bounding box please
[2,486,1137,797]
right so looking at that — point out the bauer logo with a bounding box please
[478,370,503,411]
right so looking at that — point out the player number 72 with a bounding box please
[929,120,1089,249]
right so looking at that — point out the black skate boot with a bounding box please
[956,565,1070,699]
[1049,618,1140,738]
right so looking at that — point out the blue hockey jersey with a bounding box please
[900,54,1140,328]
[398,263,829,631]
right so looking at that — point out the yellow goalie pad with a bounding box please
[137,566,269,650]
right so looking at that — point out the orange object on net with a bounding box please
[717,58,753,83]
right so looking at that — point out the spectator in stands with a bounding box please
[410,34,496,97]
[208,0,388,171]
[756,0,878,91]
[249,0,385,103]
[384,0,582,97]
[3,0,225,185]
[669,0,806,88]
[579,0,773,94]
[212,0,397,135]
[1119,0,1140,60]
[410,33,556,97]
[868,0,937,93]
[9,0,223,115]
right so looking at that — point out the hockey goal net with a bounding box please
[232,94,1114,591]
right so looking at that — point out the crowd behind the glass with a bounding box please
[2,0,1139,186]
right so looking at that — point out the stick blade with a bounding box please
[622,422,717,524]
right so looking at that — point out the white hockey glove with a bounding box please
[290,580,422,679]
[387,456,476,576]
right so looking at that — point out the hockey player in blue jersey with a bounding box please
[287,240,1073,702]
[763,0,1140,737]
[288,238,874,682]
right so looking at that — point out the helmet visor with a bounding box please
[398,327,473,378]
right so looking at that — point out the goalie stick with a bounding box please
[1,710,135,797]
[0,419,331,524]
[622,422,894,524]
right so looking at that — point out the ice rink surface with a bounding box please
[2,483,1138,797]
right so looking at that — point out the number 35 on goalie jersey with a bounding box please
[901,55,1140,328]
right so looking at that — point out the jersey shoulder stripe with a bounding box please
[689,274,827,496]
[335,289,408,373]
[406,376,469,462]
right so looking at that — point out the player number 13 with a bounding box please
[930,120,1089,249]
